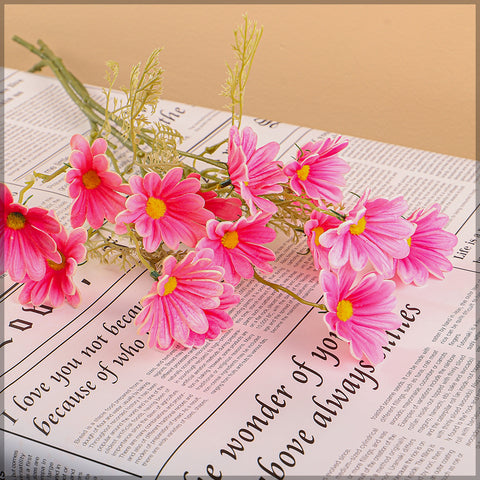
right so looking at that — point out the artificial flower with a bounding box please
[395,203,458,286]
[19,219,87,307]
[66,134,131,229]
[1,183,61,282]
[320,190,415,276]
[115,168,214,251]
[284,136,350,204]
[227,126,287,214]
[188,173,242,220]
[304,210,342,270]
[187,282,241,347]
[196,212,276,285]
[320,267,401,364]
[135,249,236,350]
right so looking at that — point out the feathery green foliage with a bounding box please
[102,50,185,177]
[85,230,138,271]
[222,15,263,127]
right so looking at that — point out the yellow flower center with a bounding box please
[349,216,367,235]
[407,237,412,247]
[313,226,325,246]
[47,252,66,271]
[244,181,249,187]
[82,170,101,189]
[221,230,239,249]
[162,276,177,296]
[337,299,353,322]
[146,197,167,219]
[297,164,310,181]
[6,212,26,230]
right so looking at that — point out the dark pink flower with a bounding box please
[135,249,237,350]
[395,204,458,286]
[188,173,242,220]
[186,282,241,347]
[115,168,214,251]
[304,210,342,270]
[66,134,131,229]
[1,183,61,282]
[227,126,287,214]
[320,190,415,276]
[196,212,276,285]
[284,136,350,204]
[19,221,87,308]
[320,267,401,364]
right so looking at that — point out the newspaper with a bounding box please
[1,68,478,479]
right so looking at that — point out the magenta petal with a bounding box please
[68,179,82,199]
[8,235,33,281]
[27,208,61,233]
[162,298,189,344]
[66,289,81,308]
[30,277,52,305]
[92,154,109,172]
[68,151,88,170]
[320,268,399,364]
[70,135,92,164]
[91,137,108,156]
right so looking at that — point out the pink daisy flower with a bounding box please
[395,204,458,286]
[115,168,214,251]
[227,126,287,214]
[1,183,61,282]
[196,212,276,285]
[187,282,241,347]
[304,210,342,270]
[320,267,401,364]
[19,220,87,308]
[284,136,350,204]
[135,249,237,350]
[66,134,131,229]
[320,190,415,276]
[188,173,243,220]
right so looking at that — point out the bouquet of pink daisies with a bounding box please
[5,18,457,364]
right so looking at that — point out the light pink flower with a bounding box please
[395,204,458,286]
[135,249,237,350]
[19,220,87,308]
[320,190,415,276]
[187,282,241,347]
[320,267,401,364]
[1,183,61,282]
[196,212,276,285]
[227,126,287,214]
[115,168,214,251]
[66,134,131,229]
[188,173,242,220]
[304,210,342,270]
[284,136,350,204]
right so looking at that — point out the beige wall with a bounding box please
[4,3,476,159]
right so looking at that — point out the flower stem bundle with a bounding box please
[5,18,458,364]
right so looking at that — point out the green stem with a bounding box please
[178,150,228,170]
[86,227,98,240]
[18,178,35,204]
[201,179,229,191]
[28,59,47,73]
[278,193,346,221]
[201,138,228,155]
[14,35,231,178]
[87,227,132,250]
[13,37,135,153]
[253,271,328,312]
[126,224,157,275]
[33,163,70,183]
[281,220,303,232]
